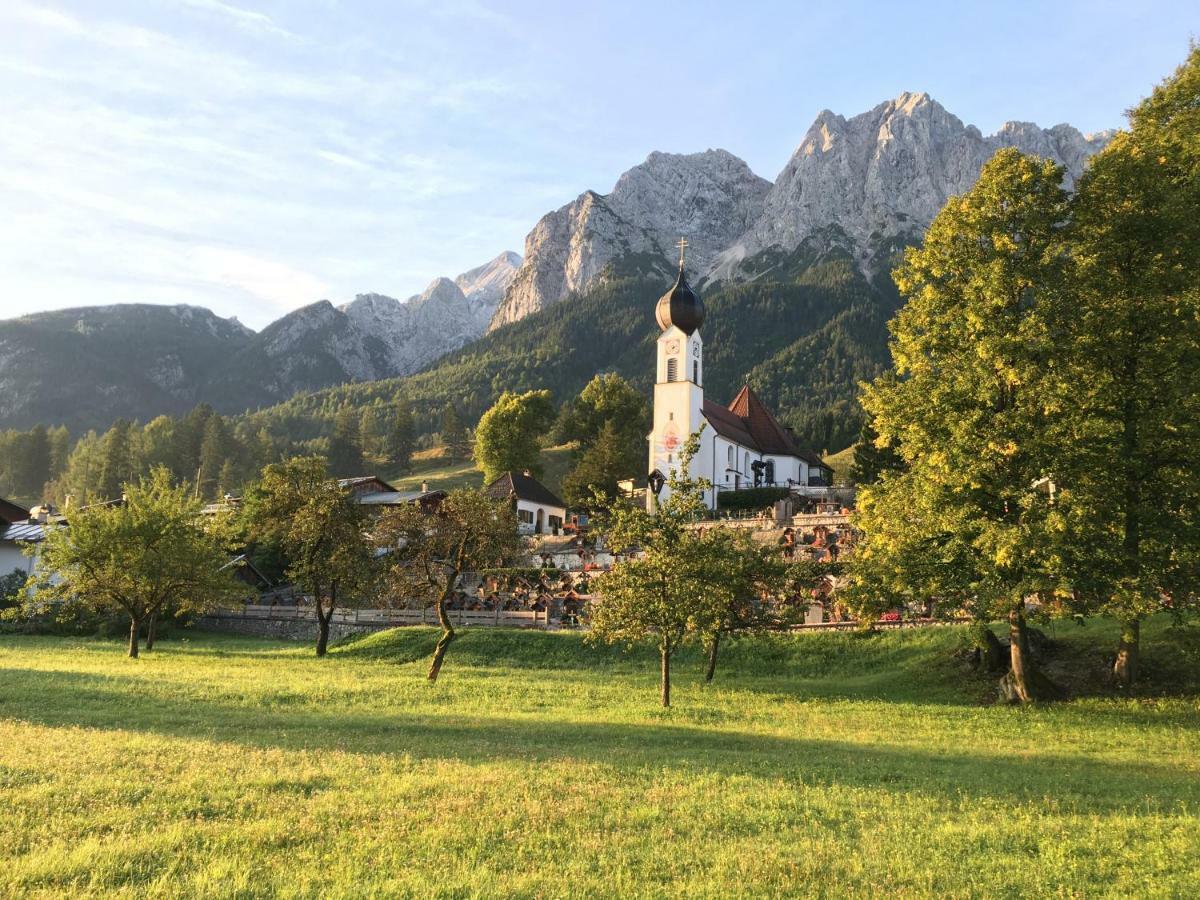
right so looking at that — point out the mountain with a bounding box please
[491,94,1112,329]
[0,304,253,432]
[491,150,771,330]
[0,252,520,431]
[2,91,1114,445]
[707,92,1113,284]
[244,93,1112,455]
[198,251,523,412]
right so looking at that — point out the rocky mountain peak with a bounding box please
[490,149,771,331]
[706,93,1113,284]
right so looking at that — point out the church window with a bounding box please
[693,361,699,384]
[667,358,678,382]
[668,412,673,421]
[727,446,733,466]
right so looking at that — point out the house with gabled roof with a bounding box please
[484,470,566,535]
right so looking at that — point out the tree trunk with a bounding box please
[315,596,331,657]
[1000,599,1061,703]
[128,616,141,658]
[427,593,456,682]
[704,632,721,683]
[1113,616,1140,689]
[145,611,158,651]
[660,640,671,708]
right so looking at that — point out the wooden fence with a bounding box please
[221,604,553,628]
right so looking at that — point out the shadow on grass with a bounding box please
[1,665,1197,814]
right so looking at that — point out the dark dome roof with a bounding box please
[654,266,704,335]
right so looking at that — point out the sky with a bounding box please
[0,1,1196,330]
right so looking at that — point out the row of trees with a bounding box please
[849,48,1200,697]
[26,456,524,674]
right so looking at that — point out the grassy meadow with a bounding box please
[1,620,1198,897]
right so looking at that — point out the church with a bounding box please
[647,241,831,511]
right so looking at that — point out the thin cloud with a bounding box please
[177,0,302,41]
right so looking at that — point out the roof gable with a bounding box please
[703,385,829,469]
[484,471,565,509]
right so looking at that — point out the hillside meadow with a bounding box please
[1,620,1198,897]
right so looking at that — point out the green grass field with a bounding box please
[1,619,1198,897]
[384,444,576,494]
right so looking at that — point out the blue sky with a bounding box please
[0,0,1195,329]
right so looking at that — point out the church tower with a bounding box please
[647,239,709,509]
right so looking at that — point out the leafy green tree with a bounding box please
[559,373,648,450]
[588,429,734,707]
[440,403,471,460]
[852,149,1071,703]
[327,408,365,477]
[32,467,241,657]
[243,456,377,656]
[375,489,521,681]
[473,390,555,483]
[388,401,416,473]
[849,417,903,485]
[695,526,785,683]
[0,568,26,610]
[1057,47,1200,687]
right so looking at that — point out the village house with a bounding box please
[484,470,566,535]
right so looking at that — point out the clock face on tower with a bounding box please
[666,339,680,354]
[692,343,700,357]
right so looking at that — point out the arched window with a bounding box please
[744,452,750,473]
[693,361,699,384]
[727,445,733,466]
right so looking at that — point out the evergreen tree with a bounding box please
[440,403,471,460]
[47,426,71,483]
[198,416,233,499]
[97,419,135,501]
[327,407,365,476]
[388,401,416,473]
[561,420,642,508]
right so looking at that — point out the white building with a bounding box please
[647,253,831,511]
[485,470,567,535]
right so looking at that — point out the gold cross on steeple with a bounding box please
[676,237,688,269]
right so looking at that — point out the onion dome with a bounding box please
[654,264,705,335]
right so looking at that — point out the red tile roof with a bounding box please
[702,385,828,468]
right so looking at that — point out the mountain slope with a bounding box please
[0,304,253,432]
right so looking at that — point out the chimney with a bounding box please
[420,481,429,492]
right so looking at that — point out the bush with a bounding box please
[0,568,26,610]
[716,487,791,511]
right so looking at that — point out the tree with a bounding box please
[32,467,241,657]
[1056,47,1200,687]
[440,404,471,461]
[695,527,785,683]
[588,430,734,707]
[473,390,555,483]
[375,489,521,680]
[559,373,648,450]
[561,420,643,508]
[851,149,1071,703]
[848,417,903,485]
[388,401,416,473]
[243,456,376,656]
[97,419,134,502]
[0,568,26,610]
[327,408,365,477]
